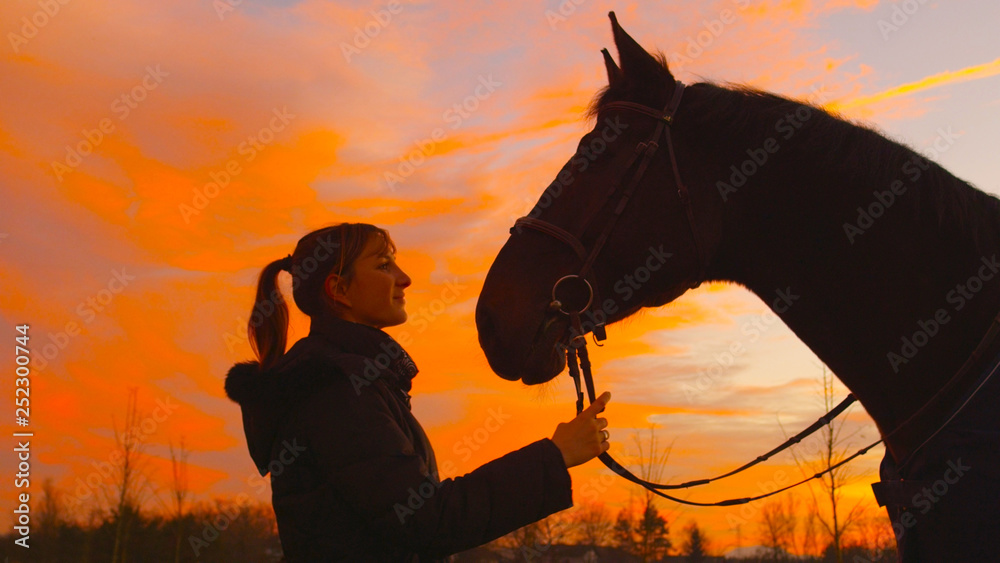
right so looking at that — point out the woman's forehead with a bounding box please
[361,238,394,260]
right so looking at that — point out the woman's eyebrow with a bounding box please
[362,248,393,260]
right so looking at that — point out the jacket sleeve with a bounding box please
[297,378,573,556]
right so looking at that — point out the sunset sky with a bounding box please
[3,0,1000,553]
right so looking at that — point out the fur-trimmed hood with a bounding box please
[225,317,419,476]
[224,349,304,476]
[224,360,268,405]
[224,337,355,475]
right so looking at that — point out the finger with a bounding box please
[584,391,611,414]
[596,417,608,430]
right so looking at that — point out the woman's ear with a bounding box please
[324,274,352,308]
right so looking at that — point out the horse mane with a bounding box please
[586,58,999,248]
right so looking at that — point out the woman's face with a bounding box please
[330,236,411,328]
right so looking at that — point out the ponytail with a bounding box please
[246,223,395,368]
[248,256,291,370]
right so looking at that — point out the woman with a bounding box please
[225,223,611,561]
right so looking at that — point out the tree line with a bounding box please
[2,370,899,561]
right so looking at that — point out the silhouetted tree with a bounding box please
[110,388,149,563]
[612,428,673,561]
[636,501,670,561]
[614,506,635,552]
[488,511,572,561]
[756,495,798,560]
[36,477,67,563]
[573,502,614,547]
[680,520,709,562]
[169,437,190,563]
[784,367,871,562]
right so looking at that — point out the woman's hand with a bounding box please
[550,391,611,468]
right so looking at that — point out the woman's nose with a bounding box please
[397,268,412,288]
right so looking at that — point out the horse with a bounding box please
[475,12,1000,561]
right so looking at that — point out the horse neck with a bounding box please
[699,103,1000,435]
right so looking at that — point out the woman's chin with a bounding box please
[385,306,408,327]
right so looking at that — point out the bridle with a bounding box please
[513,81,706,345]
[508,81,1000,507]
[509,81,874,506]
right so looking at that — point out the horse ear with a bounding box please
[607,11,674,85]
[601,48,622,87]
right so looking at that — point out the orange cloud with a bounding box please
[823,0,880,10]
[828,57,1000,115]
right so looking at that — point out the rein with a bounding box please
[510,80,1000,506]
[561,304,879,507]
[566,307,1000,507]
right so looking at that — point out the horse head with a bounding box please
[476,13,725,384]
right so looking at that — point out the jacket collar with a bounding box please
[225,316,421,475]
[308,315,419,393]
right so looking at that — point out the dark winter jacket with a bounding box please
[224,316,573,561]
